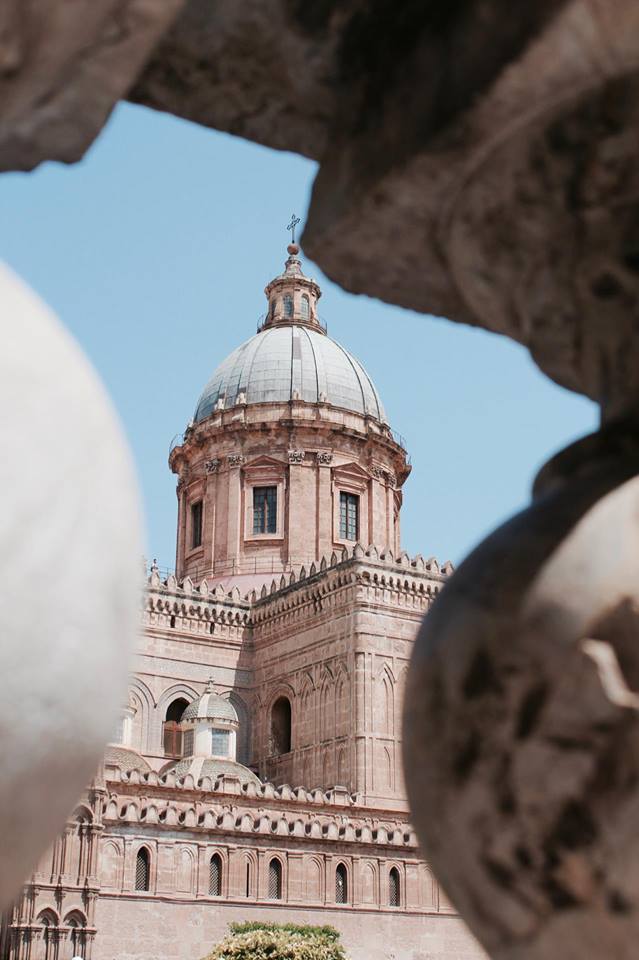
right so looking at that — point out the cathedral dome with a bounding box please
[194,325,387,424]
[181,682,237,724]
[193,244,387,425]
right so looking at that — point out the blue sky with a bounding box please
[1,102,597,568]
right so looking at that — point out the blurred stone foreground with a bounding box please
[5,3,639,959]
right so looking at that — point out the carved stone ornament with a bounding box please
[403,417,639,960]
[288,449,305,464]
[227,454,245,467]
[205,458,220,474]
[371,466,385,479]
[316,451,333,465]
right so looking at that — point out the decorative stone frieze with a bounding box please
[205,458,220,474]
[316,451,333,465]
[227,454,245,467]
[287,449,305,464]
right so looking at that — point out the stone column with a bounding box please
[225,457,244,574]
[175,482,187,576]
[287,453,310,565]
[316,453,333,557]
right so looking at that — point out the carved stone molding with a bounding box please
[227,454,245,467]
[205,458,220,474]
[316,451,333,465]
[288,449,305,464]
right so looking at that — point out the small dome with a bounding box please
[181,681,237,724]
[194,325,387,424]
[169,756,261,786]
[104,744,151,774]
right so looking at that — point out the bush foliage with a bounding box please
[205,922,348,960]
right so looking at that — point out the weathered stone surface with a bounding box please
[0,0,185,172]
[303,0,639,411]
[403,417,639,959]
[129,0,341,160]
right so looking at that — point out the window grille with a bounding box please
[335,863,348,903]
[268,859,282,900]
[191,500,203,549]
[135,848,150,891]
[182,729,194,757]
[283,294,293,318]
[389,867,400,907]
[301,295,310,319]
[339,492,359,541]
[253,486,277,535]
[211,729,230,756]
[209,854,222,896]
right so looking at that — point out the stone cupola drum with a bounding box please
[169,241,410,586]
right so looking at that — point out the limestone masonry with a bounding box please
[1,245,485,960]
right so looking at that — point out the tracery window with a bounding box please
[135,847,150,891]
[268,858,282,900]
[389,867,400,907]
[209,853,222,896]
[339,492,359,541]
[253,485,277,535]
[335,863,348,904]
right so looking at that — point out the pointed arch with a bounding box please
[268,857,283,900]
[389,866,401,907]
[135,846,151,891]
[226,691,251,765]
[100,839,122,888]
[320,674,335,741]
[176,846,195,893]
[305,856,322,902]
[361,862,377,904]
[335,862,348,904]
[209,852,222,896]
[376,666,395,735]
[337,747,347,787]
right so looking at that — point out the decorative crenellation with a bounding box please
[102,775,418,848]
[143,548,453,637]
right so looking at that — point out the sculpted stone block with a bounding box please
[0,0,185,172]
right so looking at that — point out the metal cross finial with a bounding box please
[287,213,301,244]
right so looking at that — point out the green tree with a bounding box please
[204,922,349,960]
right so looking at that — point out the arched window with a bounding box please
[271,697,291,755]
[335,863,348,904]
[301,294,310,319]
[389,867,400,907]
[65,912,87,958]
[209,853,222,896]
[37,912,57,960]
[268,858,282,900]
[163,697,188,757]
[245,858,252,898]
[135,847,150,891]
[283,294,293,318]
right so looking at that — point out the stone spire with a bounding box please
[262,230,324,333]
